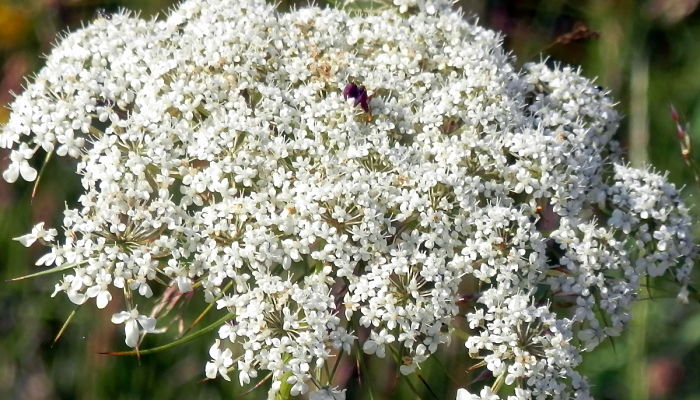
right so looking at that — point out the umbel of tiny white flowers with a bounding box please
[3,0,696,399]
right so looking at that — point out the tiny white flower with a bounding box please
[175,276,193,293]
[110,307,157,348]
[14,222,57,247]
[3,143,37,183]
[205,339,234,381]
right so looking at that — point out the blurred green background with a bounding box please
[1,0,699,399]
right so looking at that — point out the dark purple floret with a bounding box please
[343,82,361,99]
[343,82,371,114]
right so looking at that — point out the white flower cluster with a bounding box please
[2,0,695,398]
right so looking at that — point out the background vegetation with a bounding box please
[1,0,699,399]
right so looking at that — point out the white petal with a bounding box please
[42,227,57,242]
[218,367,231,381]
[239,370,250,386]
[221,348,233,367]
[41,141,54,152]
[205,361,218,379]
[0,133,15,148]
[362,340,377,355]
[124,319,139,347]
[14,233,36,247]
[139,283,153,298]
[85,285,100,298]
[2,163,19,183]
[96,290,111,309]
[67,291,87,305]
[137,316,157,332]
[19,161,37,181]
[111,311,131,324]
[208,339,221,358]
[218,324,235,340]
[69,277,83,291]
[35,251,56,266]
[456,388,476,400]
[175,276,192,293]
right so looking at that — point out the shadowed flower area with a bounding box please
[0,1,699,400]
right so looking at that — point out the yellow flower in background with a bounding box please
[0,1,31,123]
[0,2,29,51]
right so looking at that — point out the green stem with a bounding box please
[31,150,53,200]
[628,286,649,400]
[52,306,80,347]
[491,370,506,393]
[329,350,343,385]
[7,260,87,282]
[181,281,233,337]
[355,341,375,400]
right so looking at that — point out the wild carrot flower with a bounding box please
[2,0,695,398]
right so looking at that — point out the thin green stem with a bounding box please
[31,150,53,201]
[354,341,375,400]
[491,370,506,393]
[181,281,233,337]
[329,350,343,385]
[7,260,87,282]
[52,306,80,347]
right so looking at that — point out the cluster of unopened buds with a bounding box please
[3,0,696,399]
